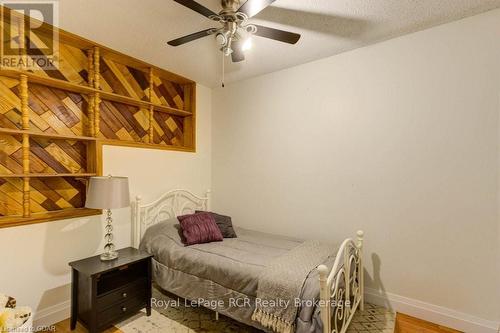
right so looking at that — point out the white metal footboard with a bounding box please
[318,231,364,333]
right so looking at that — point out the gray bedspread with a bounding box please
[139,219,336,333]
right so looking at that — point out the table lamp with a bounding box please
[85,176,130,261]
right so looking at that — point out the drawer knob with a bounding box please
[122,292,127,298]
[122,306,127,312]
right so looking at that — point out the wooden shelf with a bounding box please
[0,68,193,118]
[0,173,97,178]
[0,208,101,229]
[99,139,195,152]
[98,89,147,108]
[95,89,192,117]
[0,128,96,141]
[153,104,192,117]
[0,68,94,95]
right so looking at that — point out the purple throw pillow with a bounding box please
[178,212,223,246]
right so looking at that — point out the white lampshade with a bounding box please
[85,176,130,209]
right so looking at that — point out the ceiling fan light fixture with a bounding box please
[216,32,228,46]
[223,46,233,56]
[244,24,257,34]
[242,37,252,51]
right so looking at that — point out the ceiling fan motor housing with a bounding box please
[221,0,241,11]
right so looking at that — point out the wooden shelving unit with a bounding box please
[0,6,196,228]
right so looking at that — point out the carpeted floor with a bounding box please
[115,288,395,333]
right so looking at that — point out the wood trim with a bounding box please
[0,173,97,178]
[22,177,29,217]
[22,136,30,217]
[98,139,196,153]
[17,12,26,70]
[93,46,100,90]
[148,105,154,144]
[86,141,98,175]
[87,49,96,137]
[20,74,30,217]
[94,92,101,138]
[87,49,95,88]
[187,84,197,151]
[148,68,154,144]
[0,208,102,229]
[95,141,103,176]
[88,94,95,137]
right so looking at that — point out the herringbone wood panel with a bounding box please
[151,73,185,110]
[28,138,88,174]
[28,83,90,137]
[99,100,149,142]
[0,77,22,130]
[0,134,23,175]
[27,35,89,85]
[152,111,184,146]
[0,177,23,216]
[100,57,149,101]
[29,177,86,214]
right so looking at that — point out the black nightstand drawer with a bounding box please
[97,278,148,310]
[98,295,146,328]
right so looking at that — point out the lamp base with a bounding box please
[100,251,119,261]
[100,208,118,261]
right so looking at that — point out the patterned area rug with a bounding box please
[115,288,395,333]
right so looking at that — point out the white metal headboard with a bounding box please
[132,189,210,248]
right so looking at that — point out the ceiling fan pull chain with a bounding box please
[221,51,225,88]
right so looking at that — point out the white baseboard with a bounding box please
[32,290,500,333]
[365,288,499,333]
[33,300,70,328]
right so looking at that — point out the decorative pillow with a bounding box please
[196,211,237,238]
[178,212,223,246]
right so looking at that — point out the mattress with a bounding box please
[140,219,335,333]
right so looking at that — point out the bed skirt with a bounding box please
[152,258,324,333]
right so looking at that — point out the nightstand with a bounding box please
[69,247,153,333]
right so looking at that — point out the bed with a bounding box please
[132,189,364,333]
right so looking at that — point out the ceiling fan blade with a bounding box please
[173,0,218,19]
[167,28,216,46]
[255,7,372,38]
[253,25,301,44]
[231,41,245,62]
[237,0,276,18]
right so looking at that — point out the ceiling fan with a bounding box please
[167,0,301,63]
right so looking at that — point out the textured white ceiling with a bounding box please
[58,0,500,87]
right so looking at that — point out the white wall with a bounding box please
[212,9,500,331]
[0,84,212,326]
